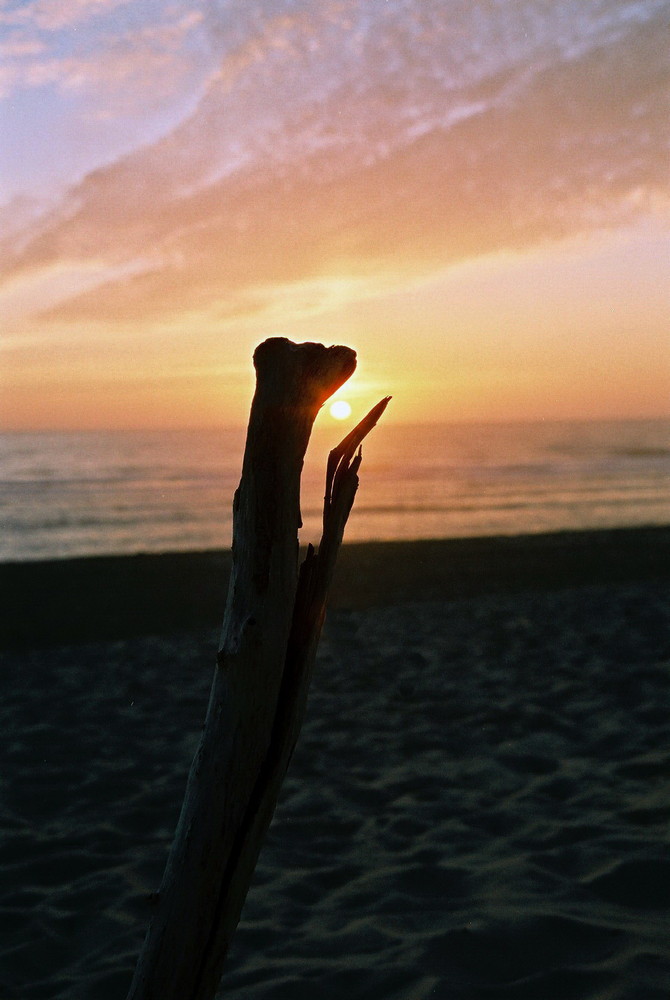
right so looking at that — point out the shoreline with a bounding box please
[2,528,669,997]
[2,525,669,648]
[2,573,669,997]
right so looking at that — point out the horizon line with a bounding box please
[2,413,669,435]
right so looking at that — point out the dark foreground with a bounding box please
[1,529,669,999]
[2,526,669,647]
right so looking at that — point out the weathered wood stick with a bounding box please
[127,337,389,1000]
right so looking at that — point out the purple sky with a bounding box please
[1,0,669,428]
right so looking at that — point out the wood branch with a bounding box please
[126,338,388,1000]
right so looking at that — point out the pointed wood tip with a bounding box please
[332,395,392,460]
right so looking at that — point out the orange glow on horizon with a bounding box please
[2,219,669,433]
[1,3,669,432]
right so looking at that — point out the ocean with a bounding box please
[2,419,668,563]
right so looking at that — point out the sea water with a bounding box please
[1,419,668,562]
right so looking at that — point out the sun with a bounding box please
[329,400,352,420]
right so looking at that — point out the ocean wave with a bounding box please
[3,421,669,560]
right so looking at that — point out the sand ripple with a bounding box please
[1,581,669,998]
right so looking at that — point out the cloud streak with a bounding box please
[0,257,157,325]
[0,3,206,105]
[0,0,133,33]
[1,0,668,427]
[6,4,667,325]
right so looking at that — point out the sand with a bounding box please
[1,529,669,999]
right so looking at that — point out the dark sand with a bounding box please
[1,528,669,998]
[2,527,669,648]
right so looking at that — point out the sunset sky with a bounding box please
[1,0,668,430]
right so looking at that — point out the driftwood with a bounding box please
[127,337,389,1000]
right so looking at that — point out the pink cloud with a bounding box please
[0,34,46,57]
[0,6,206,105]
[0,0,132,32]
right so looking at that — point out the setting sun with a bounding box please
[1,1,669,433]
[329,400,352,421]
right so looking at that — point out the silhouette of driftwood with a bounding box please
[127,337,389,1000]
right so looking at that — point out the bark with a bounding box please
[127,337,389,1000]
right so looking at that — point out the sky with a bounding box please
[1,0,669,430]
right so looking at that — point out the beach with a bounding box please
[2,528,669,998]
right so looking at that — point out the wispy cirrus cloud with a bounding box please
[0,34,46,57]
[1,0,669,431]
[2,0,668,329]
[0,0,133,33]
[0,3,213,202]
[0,4,207,103]
[0,256,158,326]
